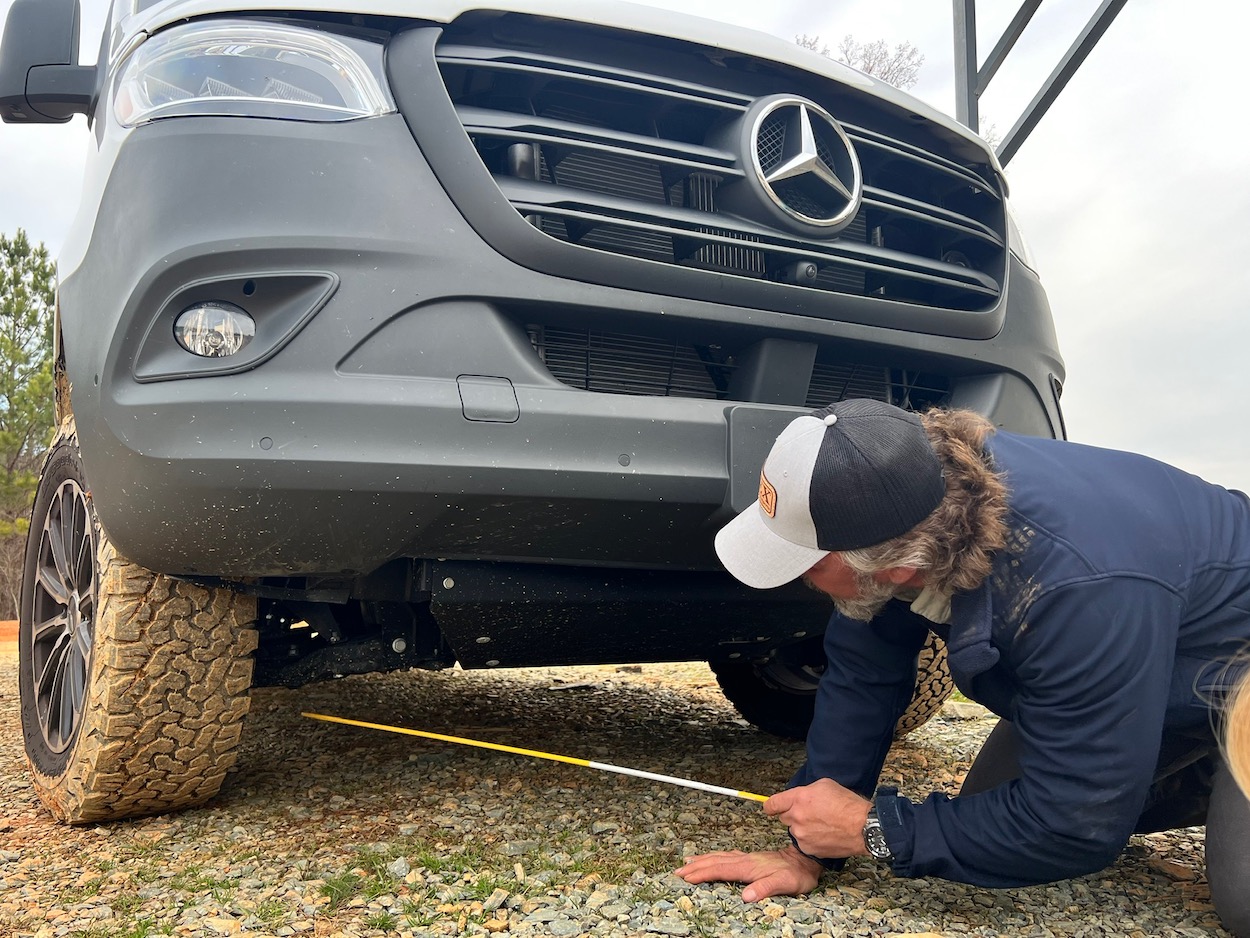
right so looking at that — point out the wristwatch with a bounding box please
[862,804,894,862]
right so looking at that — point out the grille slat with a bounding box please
[533,326,727,398]
[528,324,950,410]
[439,46,755,110]
[438,26,1005,313]
[460,105,741,172]
[843,124,999,193]
[863,187,1001,243]
[520,208,998,297]
[496,177,999,296]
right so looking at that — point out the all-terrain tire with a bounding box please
[712,631,953,741]
[18,419,258,824]
[894,635,953,736]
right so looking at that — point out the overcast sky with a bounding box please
[3,0,1248,491]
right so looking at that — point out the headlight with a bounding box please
[114,21,395,126]
[1005,201,1039,274]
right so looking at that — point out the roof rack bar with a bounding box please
[976,0,1041,96]
[952,0,1126,166]
[996,0,1127,165]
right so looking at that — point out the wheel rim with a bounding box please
[29,479,96,754]
[755,641,824,695]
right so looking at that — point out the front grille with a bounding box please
[436,22,1005,313]
[807,356,950,411]
[528,323,951,410]
[530,325,731,399]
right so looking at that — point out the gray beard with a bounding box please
[802,570,900,622]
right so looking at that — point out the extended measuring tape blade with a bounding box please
[302,712,768,802]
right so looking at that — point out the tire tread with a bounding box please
[24,421,258,824]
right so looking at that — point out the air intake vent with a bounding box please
[527,323,951,409]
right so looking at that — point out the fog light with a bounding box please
[174,302,256,358]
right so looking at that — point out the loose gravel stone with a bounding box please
[0,651,1232,936]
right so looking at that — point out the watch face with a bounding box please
[864,819,892,860]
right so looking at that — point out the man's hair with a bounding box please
[840,407,1008,596]
[1227,668,1250,799]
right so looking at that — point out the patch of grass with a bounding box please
[630,880,668,905]
[109,892,145,917]
[366,912,398,930]
[166,865,236,902]
[414,842,492,876]
[318,838,462,912]
[58,877,106,903]
[117,840,166,861]
[253,899,288,927]
[547,826,583,849]
[353,847,398,879]
[397,896,437,928]
[414,849,452,875]
[129,863,162,885]
[686,907,724,937]
[363,878,394,901]
[594,846,672,884]
[465,872,511,900]
[320,869,366,911]
[67,921,174,938]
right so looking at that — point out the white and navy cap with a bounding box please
[715,399,946,589]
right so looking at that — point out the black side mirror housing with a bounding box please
[0,0,97,123]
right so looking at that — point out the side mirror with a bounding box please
[0,0,97,123]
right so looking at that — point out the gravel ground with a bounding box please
[0,641,1230,938]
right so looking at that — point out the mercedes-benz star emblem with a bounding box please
[748,96,862,233]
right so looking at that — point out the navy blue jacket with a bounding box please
[791,430,1250,887]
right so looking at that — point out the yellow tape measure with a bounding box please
[302,712,768,802]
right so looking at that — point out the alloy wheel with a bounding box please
[28,479,96,754]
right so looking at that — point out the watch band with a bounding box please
[862,804,894,862]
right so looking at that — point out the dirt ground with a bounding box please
[0,614,1228,935]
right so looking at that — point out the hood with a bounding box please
[112,0,994,158]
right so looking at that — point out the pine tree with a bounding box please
[0,229,56,617]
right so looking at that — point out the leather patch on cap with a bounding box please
[759,471,778,518]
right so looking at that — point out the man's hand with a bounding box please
[675,779,875,903]
[674,845,823,902]
[764,778,873,860]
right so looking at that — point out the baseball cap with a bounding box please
[715,399,946,589]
